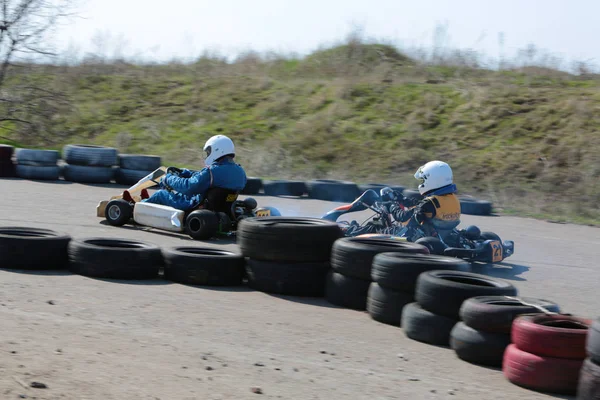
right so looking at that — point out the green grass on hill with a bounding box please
[2,42,600,225]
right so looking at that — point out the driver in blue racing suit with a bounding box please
[388,160,461,241]
[138,134,247,212]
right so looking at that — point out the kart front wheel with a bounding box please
[105,199,133,226]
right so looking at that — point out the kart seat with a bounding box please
[431,219,461,243]
[202,187,240,214]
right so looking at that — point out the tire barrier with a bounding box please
[0,145,16,177]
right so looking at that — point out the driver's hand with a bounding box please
[167,166,183,175]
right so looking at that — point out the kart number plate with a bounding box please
[490,240,503,262]
[256,209,271,217]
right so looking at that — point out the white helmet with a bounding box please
[414,160,453,195]
[203,135,235,166]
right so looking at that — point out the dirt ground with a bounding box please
[0,178,599,400]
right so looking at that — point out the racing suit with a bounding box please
[142,157,247,212]
[389,184,461,241]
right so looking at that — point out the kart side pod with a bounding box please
[132,202,185,232]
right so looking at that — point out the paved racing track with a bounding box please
[1,178,599,400]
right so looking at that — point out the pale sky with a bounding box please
[54,0,599,70]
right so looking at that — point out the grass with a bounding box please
[2,39,600,226]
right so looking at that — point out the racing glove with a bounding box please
[166,166,183,176]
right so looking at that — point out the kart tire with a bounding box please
[0,227,71,270]
[61,164,116,183]
[115,168,155,186]
[460,198,493,216]
[0,160,16,177]
[511,314,591,359]
[185,210,219,240]
[415,270,518,319]
[371,252,468,294]
[262,180,306,197]
[15,148,59,165]
[366,283,413,326]
[0,144,14,162]
[118,154,161,171]
[105,199,134,226]
[242,177,263,195]
[449,321,511,367]
[245,259,330,297]
[237,217,343,263]
[576,358,600,400]
[15,165,61,181]
[163,247,245,286]
[503,343,583,395]
[306,179,361,202]
[68,237,162,279]
[459,296,561,334]
[588,318,600,365]
[414,237,446,255]
[63,144,119,167]
[480,231,501,241]
[325,271,370,310]
[401,302,458,346]
[331,237,429,281]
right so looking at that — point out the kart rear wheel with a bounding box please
[415,237,445,255]
[105,199,133,226]
[185,210,219,240]
[480,231,501,241]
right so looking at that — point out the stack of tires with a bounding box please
[262,180,307,197]
[503,313,591,396]
[115,154,162,186]
[450,296,560,367]
[0,226,71,270]
[325,237,429,311]
[61,144,118,184]
[14,148,61,181]
[402,270,518,346]
[306,179,361,202]
[242,177,263,195]
[0,144,16,177]
[459,195,493,216]
[578,317,600,399]
[237,217,343,297]
[368,253,469,326]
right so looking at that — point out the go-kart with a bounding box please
[321,187,515,264]
[96,167,281,240]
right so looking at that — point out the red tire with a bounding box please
[511,314,591,359]
[503,344,584,395]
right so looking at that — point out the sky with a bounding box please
[53,0,599,69]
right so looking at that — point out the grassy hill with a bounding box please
[2,42,600,225]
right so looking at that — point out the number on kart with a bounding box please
[490,240,503,262]
[256,209,271,217]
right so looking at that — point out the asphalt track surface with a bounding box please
[0,177,599,399]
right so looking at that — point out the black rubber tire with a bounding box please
[576,358,600,400]
[0,161,16,177]
[460,198,493,216]
[185,210,220,240]
[237,217,343,263]
[587,318,600,365]
[358,183,404,194]
[63,144,119,167]
[61,164,116,183]
[0,144,14,162]
[163,247,245,286]
[306,179,361,202]
[118,154,161,170]
[115,168,154,186]
[450,321,512,367]
[325,271,371,310]
[105,199,134,226]
[15,148,59,165]
[401,302,458,346]
[414,237,446,255]
[15,165,61,180]
[371,252,468,293]
[0,227,71,270]
[262,180,307,197]
[331,237,429,281]
[241,177,263,195]
[459,296,561,334]
[415,270,518,319]
[68,237,163,279]
[366,283,413,326]
[480,231,501,242]
[245,259,330,297]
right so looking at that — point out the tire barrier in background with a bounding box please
[459,196,494,216]
[0,227,71,270]
[262,180,307,197]
[61,144,118,184]
[115,154,162,186]
[0,144,16,177]
[242,177,263,195]
[306,179,361,202]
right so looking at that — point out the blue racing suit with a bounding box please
[142,157,247,211]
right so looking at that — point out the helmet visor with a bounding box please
[204,146,212,159]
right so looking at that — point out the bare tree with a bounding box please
[0,0,78,141]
